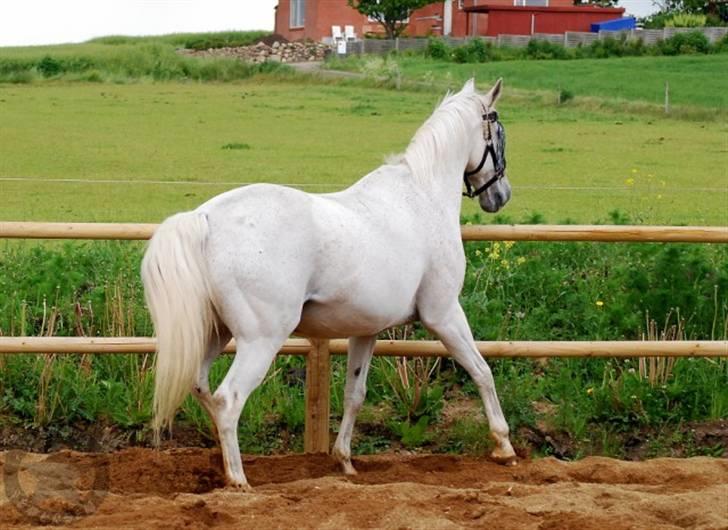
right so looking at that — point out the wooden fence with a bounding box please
[2,222,727,243]
[2,221,727,452]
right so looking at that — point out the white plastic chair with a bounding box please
[344,25,357,41]
[332,26,343,42]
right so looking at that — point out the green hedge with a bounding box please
[422,30,727,63]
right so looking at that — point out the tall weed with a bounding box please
[0,222,725,454]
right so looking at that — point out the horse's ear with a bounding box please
[484,78,503,106]
[462,78,476,94]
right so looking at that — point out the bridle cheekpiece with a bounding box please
[463,109,507,198]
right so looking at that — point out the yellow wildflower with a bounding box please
[587,388,594,395]
[596,300,604,307]
[500,259,510,269]
[475,249,483,257]
[631,168,638,174]
[516,256,526,265]
[504,240,515,249]
[625,178,635,186]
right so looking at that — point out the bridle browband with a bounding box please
[463,109,506,198]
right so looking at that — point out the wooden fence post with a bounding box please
[304,338,331,453]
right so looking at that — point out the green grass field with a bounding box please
[1,80,726,224]
[328,53,728,116]
[0,36,726,459]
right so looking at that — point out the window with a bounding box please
[290,0,305,28]
[514,0,549,5]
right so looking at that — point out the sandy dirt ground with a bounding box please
[0,448,726,529]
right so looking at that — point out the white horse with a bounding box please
[142,78,516,489]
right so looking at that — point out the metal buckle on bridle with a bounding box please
[463,110,506,198]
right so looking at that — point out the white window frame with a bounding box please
[514,0,549,6]
[290,0,305,29]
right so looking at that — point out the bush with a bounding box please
[665,13,708,28]
[526,39,569,60]
[641,12,672,29]
[715,32,728,52]
[559,88,574,103]
[451,45,470,63]
[37,56,62,77]
[449,38,494,63]
[464,38,491,62]
[657,31,711,55]
[425,37,450,60]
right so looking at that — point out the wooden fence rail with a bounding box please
[1,221,727,242]
[1,337,726,358]
[2,220,727,452]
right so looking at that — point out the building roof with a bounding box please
[463,5,625,15]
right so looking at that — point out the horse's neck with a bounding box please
[411,152,469,224]
[404,100,475,223]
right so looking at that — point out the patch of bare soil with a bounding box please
[1,449,726,529]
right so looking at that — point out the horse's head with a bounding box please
[463,79,511,213]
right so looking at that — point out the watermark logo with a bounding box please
[3,451,109,525]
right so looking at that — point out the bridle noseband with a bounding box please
[463,110,507,198]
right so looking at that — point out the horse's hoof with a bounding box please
[341,461,358,476]
[333,448,358,476]
[226,481,253,492]
[490,449,518,466]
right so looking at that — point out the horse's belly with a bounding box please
[294,300,416,339]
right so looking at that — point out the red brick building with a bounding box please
[273,1,625,41]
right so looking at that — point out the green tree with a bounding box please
[654,0,728,22]
[348,0,440,39]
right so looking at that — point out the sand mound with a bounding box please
[1,448,726,528]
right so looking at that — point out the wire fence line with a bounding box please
[2,177,726,194]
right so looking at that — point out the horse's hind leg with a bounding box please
[192,328,231,440]
[422,302,516,464]
[208,336,282,489]
[332,335,376,475]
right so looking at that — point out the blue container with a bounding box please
[591,17,636,32]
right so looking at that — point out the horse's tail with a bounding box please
[141,211,216,443]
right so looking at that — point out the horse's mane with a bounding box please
[401,83,482,184]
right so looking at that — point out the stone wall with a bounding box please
[180,40,331,63]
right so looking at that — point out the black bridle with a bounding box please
[463,110,507,198]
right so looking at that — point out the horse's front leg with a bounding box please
[332,334,376,475]
[422,302,516,464]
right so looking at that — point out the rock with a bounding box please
[268,54,282,62]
